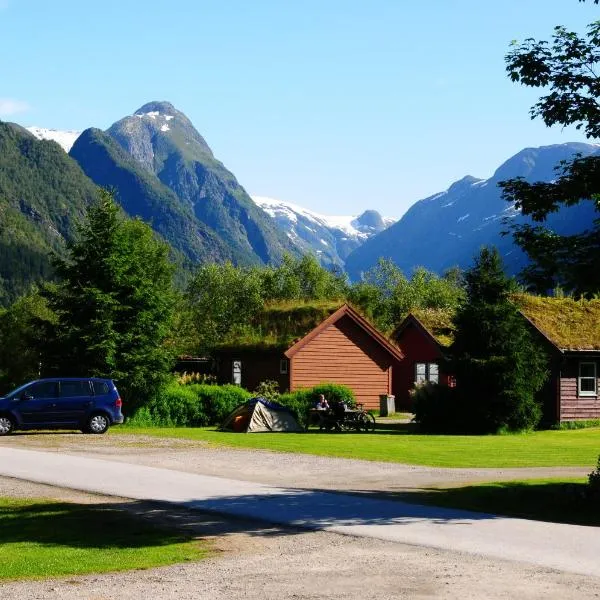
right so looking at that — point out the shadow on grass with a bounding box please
[341,481,599,527]
[0,498,303,550]
[304,422,417,435]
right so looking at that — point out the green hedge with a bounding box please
[278,382,356,428]
[128,382,252,427]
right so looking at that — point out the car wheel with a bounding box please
[0,415,15,436]
[86,413,110,434]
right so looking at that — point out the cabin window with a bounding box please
[415,362,439,384]
[579,362,597,397]
[280,359,289,375]
[232,360,242,386]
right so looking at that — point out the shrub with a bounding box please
[278,383,356,427]
[412,382,463,433]
[588,454,600,500]
[127,382,251,427]
[556,420,600,430]
[253,380,281,402]
[177,372,217,385]
[190,384,252,425]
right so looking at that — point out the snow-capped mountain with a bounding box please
[26,127,81,152]
[345,142,600,279]
[252,195,395,267]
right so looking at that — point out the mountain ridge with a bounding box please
[345,142,600,279]
[252,195,395,267]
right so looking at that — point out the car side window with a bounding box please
[60,380,92,398]
[26,382,58,399]
[92,381,109,395]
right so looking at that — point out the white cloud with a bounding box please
[0,98,30,116]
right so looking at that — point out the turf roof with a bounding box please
[214,300,342,352]
[408,308,456,348]
[515,294,600,351]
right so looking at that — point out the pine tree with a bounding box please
[452,247,548,432]
[43,190,175,410]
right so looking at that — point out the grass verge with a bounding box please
[118,425,600,468]
[399,478,598,527]
[0,498,209,580]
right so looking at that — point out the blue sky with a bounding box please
[1,1,598,217]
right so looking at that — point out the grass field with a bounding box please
[0,498,209,580]
[119,425,600,468]
[397,478,599,527]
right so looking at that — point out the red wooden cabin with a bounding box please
[214,304,403,411]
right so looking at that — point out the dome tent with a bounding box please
[220,397,303,433]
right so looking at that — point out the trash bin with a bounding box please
[379,394,395,417]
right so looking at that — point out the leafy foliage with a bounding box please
[42,191,176,410]
[450,248,548,433]
[127,382,251,427]
[253,379,281,402]
[279,383,356,427]
[412,382,462,433]
[0,291,55,394]
[502,17,600,295]
[348,259,465,332]
[588,454,600,499]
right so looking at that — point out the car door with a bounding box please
[16,381,59,425]
[56,380,94,425]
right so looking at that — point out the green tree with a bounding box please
[43,190,176,410]
[501,17,600,295]
[0,291,55,394]
[348,259,465,332]
[185,262,265,353]
[260,254,347,301]
[451,247,548,432]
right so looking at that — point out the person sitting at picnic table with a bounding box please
[315,394,329,410]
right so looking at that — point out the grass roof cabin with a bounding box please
[213,302,403,410]
[391,296,600,423]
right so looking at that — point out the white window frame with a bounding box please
[280,359,288,375]
[415,362,439,385]
[578,362,597,397]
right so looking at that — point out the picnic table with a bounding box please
[308,405,375,432]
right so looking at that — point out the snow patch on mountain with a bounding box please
[252,195,395,267]
[26,127,81,152]
[253,196,394,240]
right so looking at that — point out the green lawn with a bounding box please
[119,426,600,468]
[398,478,599,527]
[0,498,209,580]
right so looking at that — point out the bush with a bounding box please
[177,372,217,385]
[412,382,463,433]
[556,420,600,430]
[253,380,281,402]
[588,454,600,500]
[127,381,251,427]
[278,383,356,428]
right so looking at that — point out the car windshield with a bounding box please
[4,382,34,400]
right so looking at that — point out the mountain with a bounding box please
[0,121,98,304]
[70,128,230,264]
[253,196,395,267]
[89,101,295,265]
[345,143,600,279]
[26,127,81,152]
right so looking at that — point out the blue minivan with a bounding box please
[0,378,124,436]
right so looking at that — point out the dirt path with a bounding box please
[1,477,599,600]
[0,432,588,493]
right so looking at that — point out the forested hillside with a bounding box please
[0,122,98,304]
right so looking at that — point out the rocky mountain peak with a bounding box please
[107,101,214,173]
[354,210,384,230]
[134,101,177,115]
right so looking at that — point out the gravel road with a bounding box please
[0,433,598,599]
